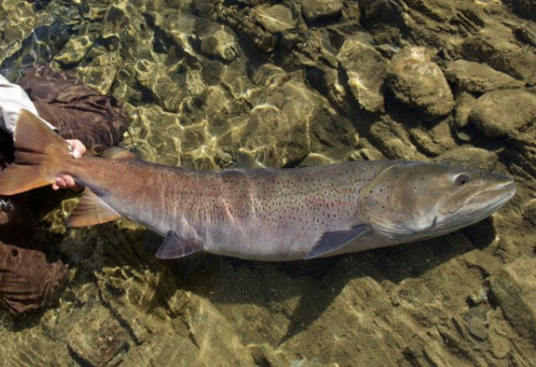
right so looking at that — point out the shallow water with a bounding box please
[1,0,536,366]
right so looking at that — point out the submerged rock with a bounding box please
[337,37,388,113]
[434,147,498,171]
[200,27,238,61]
[253,4,297,33]
[299,0,343,23]
[462,29,536,84]
[469,89,536,138]
[68,305,129,367]
[445,60,525,93]
[386,47,454,121]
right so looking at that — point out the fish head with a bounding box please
[359,162,516,242]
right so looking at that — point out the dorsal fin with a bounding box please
[102,147,138,160]
[68,188,122,227]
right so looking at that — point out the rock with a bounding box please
[434,147,498,171]
[453,91,477,129]
[386,47,455,121]
[200,27,238,61]
[522,199,536,225]
[490,258,536,344]
[299,153,335,167]
[337,38,388,113]
[469,89,536,137]
[242,77,316,167]
[121,332,206,367]
[461,29,536,84]
[502,0,536,20]
[253,4,297,33]
[221,7,277,53]
[464,304,490,341]
[514,26,536,48]
[445,60,525,93]
[67,305,129,367]
[299,0,343,23]
[53,33,97,66]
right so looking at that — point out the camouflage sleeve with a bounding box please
[0,74,57,136]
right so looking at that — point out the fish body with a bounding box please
[0,111,517,261]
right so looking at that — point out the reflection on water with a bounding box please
[1,0,536,366]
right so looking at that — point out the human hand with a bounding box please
[52,139,87,191]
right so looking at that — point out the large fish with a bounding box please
[0,110,516,261]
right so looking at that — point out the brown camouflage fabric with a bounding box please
[0,67,129,314]
[17,66,129,155]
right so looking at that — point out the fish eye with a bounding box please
[455,174,471,186]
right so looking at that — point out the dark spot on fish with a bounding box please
[12,249,18,257]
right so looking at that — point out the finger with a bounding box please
[53,178,66,190]
[66,140,87,158]
[64,176,76,188]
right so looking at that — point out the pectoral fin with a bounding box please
[305,224,370,260]
[156,231,203,259]
[68,188,122,227]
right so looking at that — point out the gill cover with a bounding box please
[359,163,460,238]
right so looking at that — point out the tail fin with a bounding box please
[0,109,71,195]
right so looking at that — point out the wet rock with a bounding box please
[368,116,426,161]
[502,0,536,20]
[222,7,277,53]
[490,258,536,344]
[299,0,343,23]
[514,26,536,47]
[242,77,316,167]
[461,29,536,84]
[53,33,97,66]
[200,27,238,61]
[464,304,490,341]
[299,153,335,167]
[434,147,498,171]
[386,47,455,121]
[76,53,119,95]
[68,305,129,367]
[121,332,206,367]
[445,60,525,93]
[133,57,185,112]
[522,199,536,225]
[96,263,176,345]
[253,4,297,33]
[453,91,477,129]
[469,89,536,138]
[337,37,388,113]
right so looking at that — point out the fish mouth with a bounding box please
[466,178,516,212]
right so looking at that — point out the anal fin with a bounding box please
[68,188,122,227]
[156,231,203,259]
[305,224,370,260]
